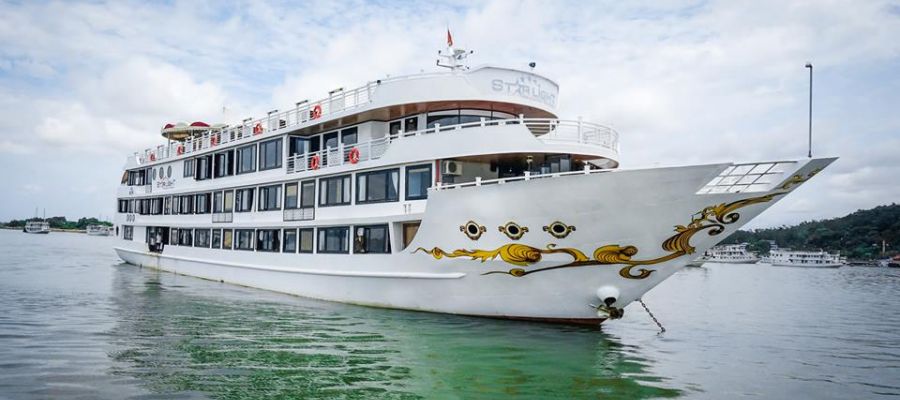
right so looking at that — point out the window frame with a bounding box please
[405,163,433,201]
[234,229,254,251]
[356,168,400,204]
[258,138,283,171]
[299,228,314,253]
[283,229,297,253]
[236,144,257,175]
[255,229,281,252]
[317,226,349,254]
[353,224,391,254]
[318,175,352,207]
[257,184,282,211]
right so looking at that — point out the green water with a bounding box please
[1,230,898,399]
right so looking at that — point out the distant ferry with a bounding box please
[86,225,112,236]
[701,243,759,264]
[112,42,836,324]
[765,249,844,268]
[23,221,50,234]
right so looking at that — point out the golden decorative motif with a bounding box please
[543,221,576,239]
[498,222,529,240]
[417,191,788,280]
[459,220,486,241]
[778,168,822,191]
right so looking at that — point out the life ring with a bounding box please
[176,145,185,155]
[311,104,323,120]
[252,123,263,135]
[149,153,156,161]
[310,155,320,170]
[210,135,218,146]
[348,147,360,164]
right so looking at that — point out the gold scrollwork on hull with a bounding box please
[416,191,788,280]
[778,168,822,191]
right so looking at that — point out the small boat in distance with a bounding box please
[766,248,844,268]
[23,221,50,234]
[86,225,112,236]
[701,243,759,264]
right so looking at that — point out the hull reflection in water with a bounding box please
[107,264,680,399]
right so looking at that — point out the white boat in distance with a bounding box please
[702,243,759,264]
[23,221,50,234]
[86,225,111,236]
[113,45,836,324]
[766,249,844,268]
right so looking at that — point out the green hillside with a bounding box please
[724,203,900,260]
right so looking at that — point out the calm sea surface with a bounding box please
[1,230,899,399]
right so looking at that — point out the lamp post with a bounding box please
[805,62,813,158]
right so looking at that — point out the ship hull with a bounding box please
[115,158,834,322]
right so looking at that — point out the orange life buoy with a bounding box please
[311,104,323,120]
[149,153,156,161]
[252,123,263,135]
[348,147,360,164]
[310,155,320,170]
[176,145,185,155]
[210,135,218,146]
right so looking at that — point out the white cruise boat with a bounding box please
[112,46,836,324]
[24,221,50,234]
[767,249,843,268]
[701,243,759,264]
[86,225,111,236]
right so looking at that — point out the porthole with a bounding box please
[167,166,172,178]
[498,222,528,240]
[543,221,575,239]
[459,220,486,241]
[152,168,157,180]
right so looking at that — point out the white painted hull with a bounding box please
[115,158,834,323]
[768,262,842,268]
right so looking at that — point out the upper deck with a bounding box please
[129,65,569,169]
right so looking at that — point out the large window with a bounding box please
[258,185,281,211]
[179,195,194,214]
[300,180,316,208]
[259,138,282,171]
[357,169,399,203]
[170,228,179,245]
[406,164,432,200]
[237,144,256,174]
[289,136,309,156]
[256,229,280,252]
[212,229,222,249]
[299,228,314,253]
[389,117,418,134]
[319,175,351,206]
[341,127,358,146]
[118,199,128,213]
[283,229,297,253]
[195,193,211,214]
[123,225,133,240]
[179,228,193,246]
[194,229,211,248]
[317,227,349,254]
[213,191,224,213]
[354,225,390,254]
[183,159,195,178]
[223,190,234,213]
[235,188,254,212]
[214,150,234,178]
[235,229,254,250]
[284,183,298,209]
[196,155,212,180]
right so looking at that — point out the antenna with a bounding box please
[436,29,473,70]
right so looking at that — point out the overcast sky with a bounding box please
[1,0,898,228]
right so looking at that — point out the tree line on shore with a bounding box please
[723,203,899,260]
[1,217,112,230]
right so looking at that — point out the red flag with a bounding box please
[447,29,453,47]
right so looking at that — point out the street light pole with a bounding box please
[805,62,813,158]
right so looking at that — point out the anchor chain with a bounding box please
[638,298,666,334]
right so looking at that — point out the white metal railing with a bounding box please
[135,83,376,165]
[283,117,618,175]
[434,165,610,191]
[212,212,233,223]
[696,161,797,194]
[283,208,315,221]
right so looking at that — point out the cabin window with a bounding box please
[284,183,298,209]
[123,225,133,240]
[406,164,432,200]
[319,175,351,206]
[299,228,314,253]
[357,169,399,203]
[196,155,213,180]
[194,229,211,248]
[317,226,349,254]
[341,127,358,146]
[179,195,194,214]
[237,144,256,174]
[164,197,172,215]
[211,229,222,249]
[300,180,316,208]
[323,132,339,149]
[169,228,179,245]
[213,191,223,213]
[354,225,390,254]
[258,185,282,211]
[283,229,297,253]
[195,193,211,214]
[223,190,234,212]
[289,136,310,156]
[179,228,193,246]
[389,117,418,134]
[214,150,234,178]
[235,188,255,212]
[256,229,280,252]
[151,198,163,215]
[118,199,128,213]
[222,229,233,250]
[259,138,282,171]
[184,159,195,178]
[167,166,172,178]
[235,229,254,250]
